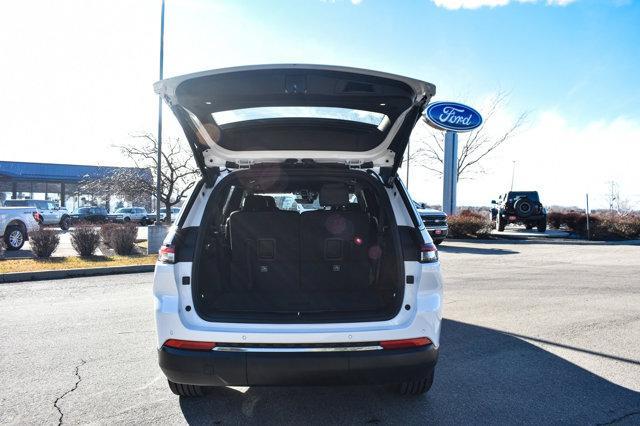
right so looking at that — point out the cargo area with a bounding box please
[192,167,405,323]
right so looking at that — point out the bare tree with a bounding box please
[81,134,199,223]
[406,92,527,181]
[605,181,634,214]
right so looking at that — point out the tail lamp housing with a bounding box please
[419,243,438,263]
[158,244,176,264]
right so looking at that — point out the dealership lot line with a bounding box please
[0,241,638,424]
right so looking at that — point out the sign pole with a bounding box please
[442,131,458,215]
[586,193,590,240]
[423,101,482,217]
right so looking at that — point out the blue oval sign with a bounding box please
[424,101,483,132]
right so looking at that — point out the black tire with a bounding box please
[59,216,71,231]
[525,223,533,230]
[124,216,131,222]
[496,215,505,232]
[537,221,547,233]
[433,239,444,246]
[167,380,206,397]
[393,369,434,396]
[4,225,26,250]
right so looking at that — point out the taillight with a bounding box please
[419,243,438,263]
[158,245,175,264]
[33,212,42,223]
[380,337,432,350]
[163,339,216,351]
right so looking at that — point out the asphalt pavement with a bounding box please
[1,240,639,424]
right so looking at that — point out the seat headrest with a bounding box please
[319,184,349,207]
[242,195,276,212]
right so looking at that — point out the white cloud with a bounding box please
[430,0,576,10]
[351,0,364,4]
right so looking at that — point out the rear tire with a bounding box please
[167,380,206,397]
[4,225,26,250]
[537,221,547,233]
[525,223,533,230]
[393,369,434,396]
[433,239,444,246]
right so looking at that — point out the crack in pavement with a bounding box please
[53,359,86,426]
[597,409,640,425]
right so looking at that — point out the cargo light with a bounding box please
[380,337,432,350]
[419,243,438,263]
[158,245,175,264]
[163,339,216,351]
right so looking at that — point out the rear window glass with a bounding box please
[254,192,359,213]
[508,192,539,202]
[3,200,29,207]
[212,106,387,127]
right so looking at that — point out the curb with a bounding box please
[0,264,155,283]
[447,237,640,246]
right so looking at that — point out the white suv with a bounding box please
[152,65,442,397]
[115,207,149,225]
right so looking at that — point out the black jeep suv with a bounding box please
[491,191,547,233]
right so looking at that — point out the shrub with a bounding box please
[0,239,5,258]
[100,223,118,247]
[588,215,640,240]
[110,223,139,255]
[29,228,60,258]
[448,211,493,238]
[70,226,101,257]
[547,212,564,229]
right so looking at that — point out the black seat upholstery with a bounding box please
[229,195,300,293]
[300,184,372,291]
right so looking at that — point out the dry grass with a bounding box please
[0,255,156,274]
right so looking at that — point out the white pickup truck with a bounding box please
[0,207,41,250]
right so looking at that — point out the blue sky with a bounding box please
[1,0,639,208]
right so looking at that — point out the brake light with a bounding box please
[163,339,216,351]
[380,337,432,350]
[419,243,438,263]
[33,212,42,223]
[158,245,175,264]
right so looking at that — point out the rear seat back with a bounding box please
[300,184,372,291]
[229,195,299,293]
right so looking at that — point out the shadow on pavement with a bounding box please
[177,320,640,424]
[2,249,34,259]
[438,244,519,256]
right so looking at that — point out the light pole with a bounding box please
[510,160,517,191]
[148,0,168,255]
[155,0,165,224]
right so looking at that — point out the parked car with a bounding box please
[491,191,547,232]
[153,65,442,397]
[3,199,72,230]
[115,207,149,225]
[147,207,181,223]
[414,202,448,245]
[0,206,41,250]
[70,206,121,224]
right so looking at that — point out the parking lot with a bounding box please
[1,240,639,424]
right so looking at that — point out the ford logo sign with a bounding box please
[424,101,483,132]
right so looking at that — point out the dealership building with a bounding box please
[0,160,152,212]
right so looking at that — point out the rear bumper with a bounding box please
[426,226,448,240]
[501,213,546,223]
[159,344,438,386]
